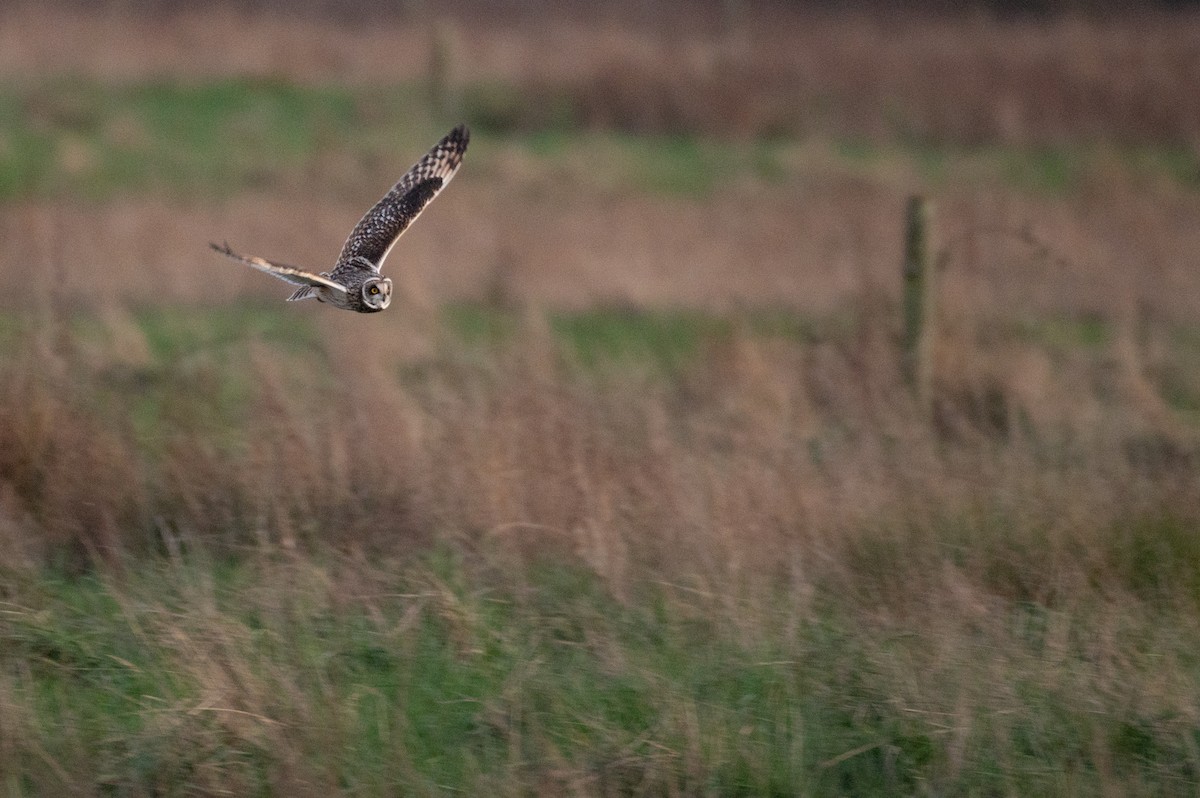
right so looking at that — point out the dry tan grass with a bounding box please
[3,315,1196,792]
[2,115,1198,578]
[1,7,1199,790]
[1,277,1194,581]
[0,3,1194,590]
[3,157,1200,323]
[4,3,1200,143]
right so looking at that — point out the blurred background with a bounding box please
[1,1,1199,794]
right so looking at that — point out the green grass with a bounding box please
[3,59,1200,796]
[0,78,792,201]
[1159,324,1200,419]
[130,302,323,360]
[552,306,730,370]
[603,133,784,196]
[6,78,1200,204]
[443,302,836,374]
[60,303,324,452]
[1007,316,1200,423]
[1106,515,1200,606]
[1125,146,1200,189]
[1013,314,1112,351]
[0,77,788,201]
[1,301,1199,793]
[0,79,371,199]
[3,530,1199,795]
[833,137,1200,196]
[505,127,788,197]
[996,147,1083,195]
[8,301,1197,466]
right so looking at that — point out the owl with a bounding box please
[211,124,469,313]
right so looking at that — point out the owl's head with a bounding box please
[362,277,392,311]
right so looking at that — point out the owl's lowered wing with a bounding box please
[210,242,347,300]
[333,124,469,275]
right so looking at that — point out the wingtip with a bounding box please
[450,123,470,147]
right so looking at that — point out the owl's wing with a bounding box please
[210,242,348,299]
[335,124,469,272]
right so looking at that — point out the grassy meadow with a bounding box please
[2,3,1200,795]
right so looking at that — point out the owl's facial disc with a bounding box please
[363,277,392,310]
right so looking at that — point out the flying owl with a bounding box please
[211,124,469,313]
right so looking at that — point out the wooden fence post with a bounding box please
[428,20,459,119]
[902,195,938,414]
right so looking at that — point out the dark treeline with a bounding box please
[35,0,1200,21]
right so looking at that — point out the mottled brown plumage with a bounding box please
[211,124,469,313]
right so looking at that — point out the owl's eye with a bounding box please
[369,286,380,295]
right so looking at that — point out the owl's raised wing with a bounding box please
[334,124,469,274]
[210,241,348,299]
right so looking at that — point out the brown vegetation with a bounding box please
[4,3,1200,143]
[0,0,1196,601]
[1,3,1199,792]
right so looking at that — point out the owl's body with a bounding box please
[211,124,469,313]
[289,255,391,314]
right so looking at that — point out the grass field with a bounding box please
[2,2,1200,795]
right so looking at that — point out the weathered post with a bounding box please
[428,20,459,119]
[902,195,937,415]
